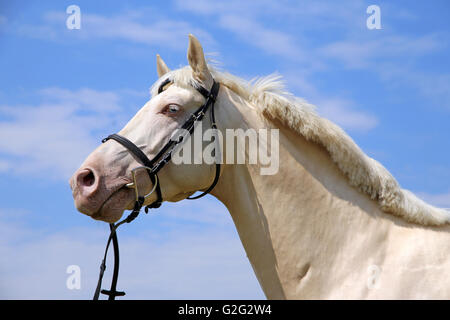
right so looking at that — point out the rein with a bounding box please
[93,79,221,300]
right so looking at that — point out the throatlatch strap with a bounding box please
[187,82,221,199]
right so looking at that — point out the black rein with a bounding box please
[93,79,221,300]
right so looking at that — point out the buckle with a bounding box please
[125,167,159,204]
[101,289,126,298]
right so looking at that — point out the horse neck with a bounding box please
[210,88,450,298]
[208,88,284,298]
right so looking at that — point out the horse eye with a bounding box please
[168,104,179,113]
[162,104,180,114]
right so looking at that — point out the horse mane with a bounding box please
[152,66,450,226]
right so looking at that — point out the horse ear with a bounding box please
[187,34,213,85]
[156,54,170,78]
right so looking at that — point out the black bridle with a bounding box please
[93,79,221,300]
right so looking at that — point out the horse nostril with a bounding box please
[77,168,96,188]
[83,170,95,187]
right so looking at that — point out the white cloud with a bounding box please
[16,23,58,41]
[175,0,449,109]
[377,65,450,108]
[286,74,379,133]
[175,0,366,65]
[175,0,365,29]
[163,195,232,226]
[319,34,442,69]
[0,15,7,26]
[317,33,449,106]
[14,10,214,50]
[0,87,130,180]
[0,159,10,172]
[218,14,307,62]
[316,97,379,133]
[79,13,213,49]
[176,0,314,63]
[413,73,450,107]
[416,191,450,209]
[38,87,122,113]
[0,203,264,299]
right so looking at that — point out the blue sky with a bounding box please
[0,0,449,299]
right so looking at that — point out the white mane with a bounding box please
[152,66,450,226]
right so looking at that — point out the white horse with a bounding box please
[70,34,450,299]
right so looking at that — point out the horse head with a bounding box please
[69,35,222,223]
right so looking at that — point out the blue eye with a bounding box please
[168,104,179,113]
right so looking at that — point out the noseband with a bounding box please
[93,79,221,300]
